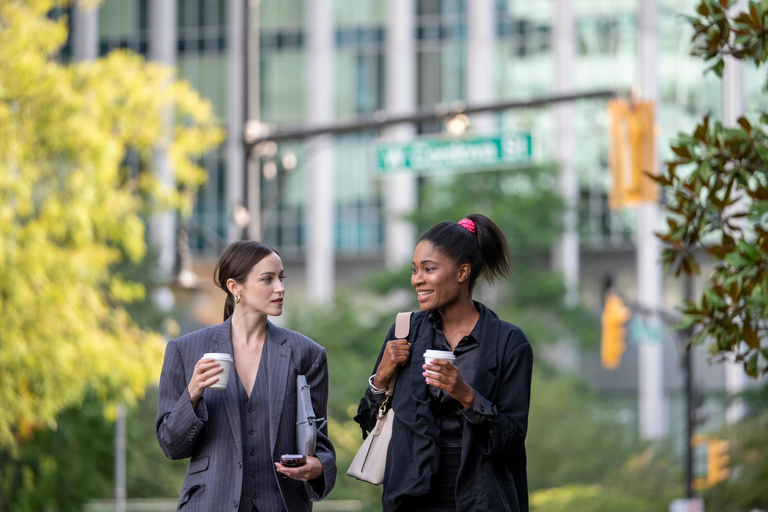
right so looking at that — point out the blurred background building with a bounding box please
[63,0,766,439]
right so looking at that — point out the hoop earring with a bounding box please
[235,295,241,304]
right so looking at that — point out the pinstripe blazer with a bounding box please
[156,318,337,511]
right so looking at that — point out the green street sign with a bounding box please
[376,132,533,175]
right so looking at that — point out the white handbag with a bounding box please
[347,312,411,485]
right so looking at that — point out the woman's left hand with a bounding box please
[423,360,475,409]
[275,455,323,481]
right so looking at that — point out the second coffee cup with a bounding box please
[203,352,233,390]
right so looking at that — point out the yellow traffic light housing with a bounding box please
[691,435,730,490]
[608,99,658,210]
[706,438,730,487]
[601,293,631,369]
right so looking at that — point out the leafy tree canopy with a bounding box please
[0,0,223,450]
[653,0,768,376]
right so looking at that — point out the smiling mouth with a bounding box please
[417,291,433,301]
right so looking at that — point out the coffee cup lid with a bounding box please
[203,352,233,362]
[423,350,455,359]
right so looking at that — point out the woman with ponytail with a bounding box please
[156,241,336,512]
[355,214,533,512]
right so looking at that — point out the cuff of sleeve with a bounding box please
[194,396,209,422]
[459,390,494,424]
[366,388,388,407]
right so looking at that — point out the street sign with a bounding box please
[629,315,663,345]
[375,132,532,175]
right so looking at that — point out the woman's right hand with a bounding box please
[187,357,224,408]
[372,339,411,389]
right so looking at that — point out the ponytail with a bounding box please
[467,213,511,286]
[418,213,511,292]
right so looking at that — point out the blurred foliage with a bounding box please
[0,388,189,512]
[530,485,652,512]
[701,381,768,511]
[0,248,188,510]
[653,0,768,376]
[0,0,223,455]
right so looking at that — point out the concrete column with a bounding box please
[306,0,334,302]
[72,0,98,61]
[227,0,247,242]
[150,0,178,281]
[723,0,747,425]
[246,1,262,242]
[467,0,495,133]
[384,0,418,267]
[637,0,665,440]
[552,0,579,307]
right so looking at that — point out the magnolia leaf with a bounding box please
[672,145,693,160]
[743,324,760,349]
[737,116,752,134]
[745,352,758,377]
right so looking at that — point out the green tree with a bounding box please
[0,0,222,460]
[652,0,768,376]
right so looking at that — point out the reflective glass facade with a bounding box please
[81,0,762,257]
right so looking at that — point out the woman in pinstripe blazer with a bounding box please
[156,241,336,511]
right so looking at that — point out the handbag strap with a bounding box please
[383,311,412,399]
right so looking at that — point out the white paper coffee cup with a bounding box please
[203,353,233,390]
[423,349,455,377]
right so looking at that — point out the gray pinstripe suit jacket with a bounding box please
[156,318,337,511]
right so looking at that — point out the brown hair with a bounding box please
[213,241,278,321]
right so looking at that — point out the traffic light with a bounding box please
[601,293,630,369]
[607,99,658,210]
[707,439,730,486]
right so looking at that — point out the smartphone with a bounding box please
[280,454,307,467]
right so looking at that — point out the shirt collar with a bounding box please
[427,301,485,345]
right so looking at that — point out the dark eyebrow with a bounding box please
[418,260,438,265]
[259,271,277,276]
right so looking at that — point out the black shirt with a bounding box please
[426,308,483,447]
[363,306,494,446]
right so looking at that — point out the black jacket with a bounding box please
[355,303,533,512]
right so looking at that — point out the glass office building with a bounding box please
[65,0,765,261]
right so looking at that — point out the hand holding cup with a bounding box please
[422,350,474,409]
[187,353,232,408]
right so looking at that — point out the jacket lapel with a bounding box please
[265,322,291,453]
[212,318,243,457]
[471,303,500,402]
[408,316,432,403]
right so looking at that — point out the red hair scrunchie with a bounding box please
[458,218,476,234]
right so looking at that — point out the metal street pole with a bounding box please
[683,274,695,499]
[246,90,622,146]
[246,0,262,241]
[115,405,126,512]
